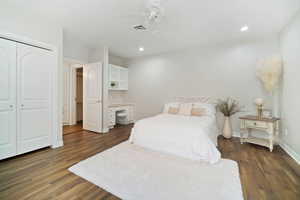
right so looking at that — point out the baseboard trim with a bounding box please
[233,131,300,165]
[279,141,300,165]
[51,140,64,148]
[233,131,241,138]
[102,128,109,133]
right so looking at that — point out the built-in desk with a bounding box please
[108,104,135,129]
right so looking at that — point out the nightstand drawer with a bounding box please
[245,120,268,129]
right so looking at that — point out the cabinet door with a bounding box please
[17,44,54,154]
[119,67,128,90]
[110,65,120,81]
[0,38,17,160]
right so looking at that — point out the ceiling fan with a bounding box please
[131,0,167,33]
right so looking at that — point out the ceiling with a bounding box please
[2,0,300,58]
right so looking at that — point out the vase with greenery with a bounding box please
[216,98,243,139]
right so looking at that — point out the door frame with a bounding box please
[70,64,84,125]
[64,58,85,125]
[0,32,62,149]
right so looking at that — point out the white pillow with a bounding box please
[178,103,193,116]
[163,103,180,113]
[192,103,216,116]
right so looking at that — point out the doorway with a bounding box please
[62,60,103,135]
[62,60,84,135]
[75,68,83,125]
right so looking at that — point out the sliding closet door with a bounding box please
[0,38,17,160]
[17,43,55,154]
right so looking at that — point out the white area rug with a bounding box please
[69,142,244,200]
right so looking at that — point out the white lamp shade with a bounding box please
[255,98,264,105]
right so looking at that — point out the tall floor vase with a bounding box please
[223,117,232,139]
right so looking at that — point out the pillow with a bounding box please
[163,103,180,113]
[191,107,207,116]
[168,107,179,114]
[178,103,193,116]
[192,103,216,116]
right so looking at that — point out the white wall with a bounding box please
[0,3,63,147]
[109,54,128,66]
[63,34,89,63]
[127,39,280,131]
[280,10,300,161]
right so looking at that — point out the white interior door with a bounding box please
[17,43,54,154]
[0,38,17,160]
[83,62,102,132]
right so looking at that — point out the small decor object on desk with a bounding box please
[216,98,243,139]
[254,98,264,119]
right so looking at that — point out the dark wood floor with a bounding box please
[1,125,300,200]
[63,122,83,135]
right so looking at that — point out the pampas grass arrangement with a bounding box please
[216,97,243,138]
[216,97,243,117]
[256,56,283,93]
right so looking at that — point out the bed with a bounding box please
[69,97,244,200]
[129,97,221,164]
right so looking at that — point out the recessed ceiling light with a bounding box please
[240,25,249,32]
[139,47,144,52]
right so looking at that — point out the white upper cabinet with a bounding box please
[109,64,128,90]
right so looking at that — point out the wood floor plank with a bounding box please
[0,123,300,200]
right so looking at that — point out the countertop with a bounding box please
[108,103,135,108]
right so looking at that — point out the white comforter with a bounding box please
[129,114,221,164]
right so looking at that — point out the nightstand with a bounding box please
[239,115,280,152]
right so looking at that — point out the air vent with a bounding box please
[133,25,147,30]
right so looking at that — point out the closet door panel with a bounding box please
[17,44,54,154]
[0,38,17,160]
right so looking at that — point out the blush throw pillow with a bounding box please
[178,103,193,116]
[191,107,207,116]
[163,103,180,113]
[168,107,179,114]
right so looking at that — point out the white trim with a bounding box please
[51,140,64,148]
[233,131,241,138]
[102,128,109,133]
[70,66,77,125]
[279,141,300,165]
[0,32,56,51]
[64,60,85,126]
[64,57,87,65]
[234,131,300,165]
[0,31,62,150]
